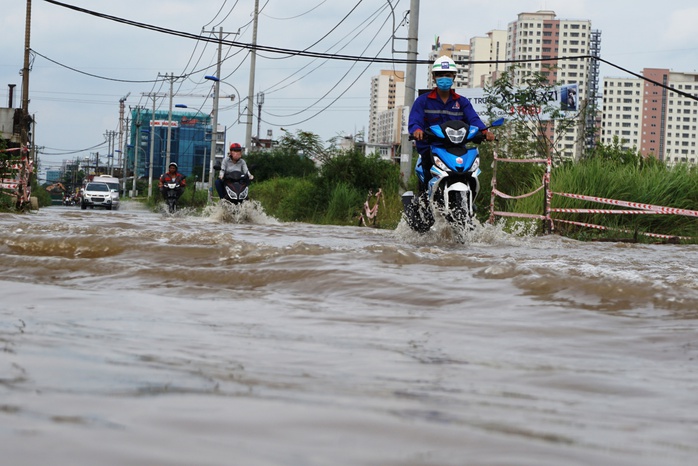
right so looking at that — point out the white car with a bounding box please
[81,182,119,210]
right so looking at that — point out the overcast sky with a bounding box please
[2,0,698,171]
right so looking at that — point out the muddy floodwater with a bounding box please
[1,201,697,465]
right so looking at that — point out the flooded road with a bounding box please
[1,201,697,465]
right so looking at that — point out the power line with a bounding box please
[40,140,108,156]
[261,1,328,20]
[261,3,391,94]
[298,0,365,53]
[40,0,430,64]
[261,21,395,126]
[30,49,161,83]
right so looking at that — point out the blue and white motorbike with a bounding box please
[402,118,504,233]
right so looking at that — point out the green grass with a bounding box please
[504,158,698,242]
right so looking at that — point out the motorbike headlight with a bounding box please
[469,157,480,173]
[433,156,449,172]
[445,127,466,144]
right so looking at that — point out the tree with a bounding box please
[278,129,328,163]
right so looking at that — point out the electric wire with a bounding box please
[261,12,395,126]
[40,140,108,156]
[29,49,160,83]
[286,0,365,57]
[264,6,392,117]
[261,2,390,94]
[39,0,433,64]
[261,0,327,20]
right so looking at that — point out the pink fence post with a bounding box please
[488,148,499,225]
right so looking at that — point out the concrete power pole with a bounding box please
[256,91,264,149]
[122,116,130,195]
[132,107,142,196]
[19,0,32,208]
[118,93,130,167]
[104,131,112,175]
[143,92,165,198]
[162,73,183,169]
[209,28,223,196]
[20,0,31,148]
[119,92,130,194]
[399,0,420,184]
[244,0,260,151]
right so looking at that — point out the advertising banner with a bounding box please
[455,83,579,121]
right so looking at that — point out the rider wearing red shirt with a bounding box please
[158,162,187,200]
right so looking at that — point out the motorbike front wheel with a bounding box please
[445,192,474,231]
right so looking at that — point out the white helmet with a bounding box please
[432,55,457,73]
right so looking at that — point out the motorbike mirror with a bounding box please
[490,117,505,128]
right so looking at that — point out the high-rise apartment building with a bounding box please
[603,69,698,166]
[506,10,595,160]
[368,70,405,145]
[506,11,592,85]
[469,30,508,88]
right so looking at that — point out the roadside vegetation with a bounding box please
[499,141,698,242]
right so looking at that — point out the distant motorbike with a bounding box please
[219,171,250,205]
[163,181,181,213]
[402,117,504,234]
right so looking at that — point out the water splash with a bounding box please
[394,215,537,247]
[203,200,278,225]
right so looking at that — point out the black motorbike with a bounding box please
[219,171,250,205]
[163,181,181,213]
[403,117,504,234]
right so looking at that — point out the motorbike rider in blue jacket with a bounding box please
[408,55,494,193]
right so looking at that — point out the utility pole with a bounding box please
[18,0,32,208]
[208,28,223,197]
[161,73,183,169]
[245,0,260,151]
[118,93,130,184]
[104,131,111,175]
[132,106,142,197]
[399,0,420,184]
[202,146,207,187]
[104,130,118,175]
[20,0,31,148]
[121,116,130,196]
[256,91,264,150]
[201,27,240,199]
[143,92,166,198]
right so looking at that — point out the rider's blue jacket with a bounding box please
[408,88,487,154]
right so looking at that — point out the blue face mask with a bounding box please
[436,77,454,91]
